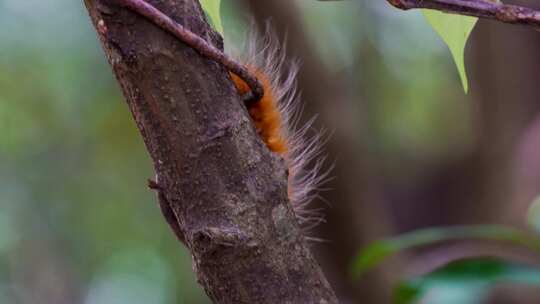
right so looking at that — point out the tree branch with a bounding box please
[83,0,338,303]
[388,0,540,28]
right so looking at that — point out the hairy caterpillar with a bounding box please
[113,0,330,230]
[230,29,331,230]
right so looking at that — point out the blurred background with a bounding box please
[2,0,540,303]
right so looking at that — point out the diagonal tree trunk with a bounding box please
[83,0,338,303]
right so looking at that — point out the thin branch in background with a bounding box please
[388,0,540,29]
[115,0,264,104]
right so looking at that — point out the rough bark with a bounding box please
[83,0,338,303]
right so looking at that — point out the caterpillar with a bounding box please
[114,0,330,230]
[230,29,330,230]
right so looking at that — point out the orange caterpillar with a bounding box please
[230,31,330,228]
[114,0,329,235]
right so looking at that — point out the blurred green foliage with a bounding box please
[352,225,540,278]
[0,0,206,302]
[395,258,540,304]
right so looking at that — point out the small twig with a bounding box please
[114,0,264,104]
[388,0,540,29]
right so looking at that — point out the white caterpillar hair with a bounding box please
[231,24,332,232]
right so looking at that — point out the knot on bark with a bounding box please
[190,227,257,258]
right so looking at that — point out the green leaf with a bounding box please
[422,10,478,93]
[351,225,540,278]
[200,0,224,35]
[394,258,540,304]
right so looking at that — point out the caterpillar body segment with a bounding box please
[230,28,331,230]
